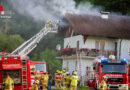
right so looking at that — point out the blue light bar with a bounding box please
[41,59,45,62]
[101,58,108,63]
[121,58,127,64]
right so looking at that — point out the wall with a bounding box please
[120,40,130,60]
[64,35,116,51]
[62,58,94,80]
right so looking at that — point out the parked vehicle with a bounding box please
[86,57,128,90]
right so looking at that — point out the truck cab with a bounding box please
[92,57,128,90]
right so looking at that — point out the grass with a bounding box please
[51,87,89,90]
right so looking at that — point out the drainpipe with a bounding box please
[119,39,122,59]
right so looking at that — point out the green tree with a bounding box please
[0,33,24,52]
[75,0,130,15]
[38,48,62,75]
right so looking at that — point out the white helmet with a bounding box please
[109,55,115,60]
[35,80,39,84]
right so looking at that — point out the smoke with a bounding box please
[7,0,101,22]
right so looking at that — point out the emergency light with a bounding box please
[41,59,45,62]
[100,58,108,63]
[121,58,127,64]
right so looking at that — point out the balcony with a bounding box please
[57,48,116,57]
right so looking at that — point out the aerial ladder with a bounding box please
[11,21,59,55]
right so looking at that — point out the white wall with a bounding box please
[62,58,94,78]
[64,35,116,51]
[64,35,84,48]
[120,40,130,60]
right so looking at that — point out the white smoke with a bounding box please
[8,0,101,22]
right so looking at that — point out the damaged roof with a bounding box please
[65,13,130,39]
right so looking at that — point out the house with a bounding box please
[58,14,130,81]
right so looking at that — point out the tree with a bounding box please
[38,48,62,75]
[0,33,24,52]
[75,0,130,15]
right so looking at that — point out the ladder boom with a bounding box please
[11,21,59,55]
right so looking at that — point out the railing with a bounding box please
[57,48,116,57]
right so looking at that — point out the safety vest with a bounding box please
[100,80,107,90]
[56,74,61,80]
[36,74,41,80]
[41,75,48,85]
[65,76,70,84]
[70,75,78,86]
[4,77,14,90]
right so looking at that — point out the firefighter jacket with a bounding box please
[70,75,78,86]
[100,80,107,90]
[65,76,70,84]
[4,77,14,90]
[41,75,48,85]
[56,74,61,81]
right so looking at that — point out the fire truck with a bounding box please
[86,57,128,90]
[0,21,59,90]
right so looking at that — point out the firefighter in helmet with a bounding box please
[100,76,108,90]
[70,71,78,90]
[65,72,71,89]
[61,70,66,89]
[40,72,48,90]
[3,74,14,90]
[46,20,52,28]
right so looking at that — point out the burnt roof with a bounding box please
[65,13,130,39]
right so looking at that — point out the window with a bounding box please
[77,41,80,50]
[95,40,105,50]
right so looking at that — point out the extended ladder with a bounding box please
[77,51,83,86]
[11,21,59,55]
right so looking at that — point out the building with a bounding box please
[58,14,130,81]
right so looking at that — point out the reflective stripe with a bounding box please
[70,75,78,86]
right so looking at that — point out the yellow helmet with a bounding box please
[56,70,59,73]
[73,71,77,75]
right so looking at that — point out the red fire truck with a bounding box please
[0,21,59,90]
[87,57,128,90]
[0,54,31,90]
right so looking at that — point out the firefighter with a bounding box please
[100,76,108,90]
[35,71,41,89]
[65,72,71,89]
[3,74,14,90]
[62,70,66,89]
[40,72,48,90]
[33,76,40,90]
[46,20,52,27]
[55,70,59,88]
[36,70,41,81]
[55,71,62,88]
[70,71,78,90]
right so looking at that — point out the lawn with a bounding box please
[51,87,89,90]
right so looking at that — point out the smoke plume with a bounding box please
[7,0,101,22]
